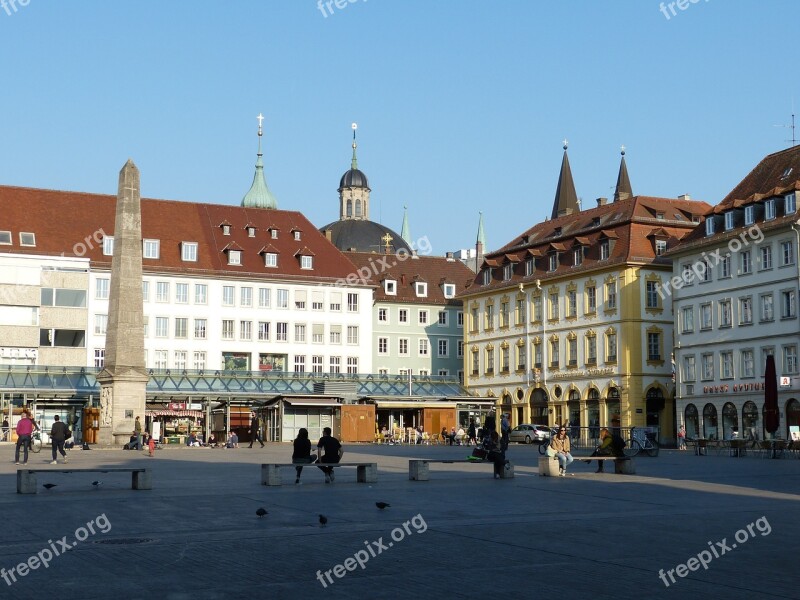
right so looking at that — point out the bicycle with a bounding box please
[537,428,559,455]
[29,431,42,454]
[625,427,659,457]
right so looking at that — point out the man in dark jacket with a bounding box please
[247,413,264,448]
[50,415,69,465]
[588,427,626,472]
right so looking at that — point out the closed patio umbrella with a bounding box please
[763,354,779,437]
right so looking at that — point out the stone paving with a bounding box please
[0,441,796,600]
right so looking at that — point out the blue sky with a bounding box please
[1,0,798,255]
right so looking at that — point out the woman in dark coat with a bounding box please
[292,428,316,484]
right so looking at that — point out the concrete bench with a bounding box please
[538,456,634,476]
[408,459,514,481]
[261,462,377,486]
[17,468,152,494]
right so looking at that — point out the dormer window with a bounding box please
[270,228,278,239]
[785,193,796,215]
[554,227,562,236]
[781,167,793,180]
[656,212,665,220]
[503,264,512,281]
[103,236,114,256]
[222,224,231,236]
[705,217,715,236]
[724,212,734,231]
[765,198,776,221]
[300,256,313,269]
[592,217,601,227]
[293,230,301,241]
[600,240,610,260]
[548,253,558,272]
[691,215,701,223]
[655,240,667,256]
[384,280,397,295]
[247,227,256,237]
[573,248,582,267]
[143,239,160,259]
[19,232,35,247]
[181,242,198,262]
[744,205,755,226]
[415,282,427,297]
[525,259,533,276]
[0,231,10,245]
[228,250,242,265]
[443,283,456,299]
[482,269,492,286]
[265,253,278,267]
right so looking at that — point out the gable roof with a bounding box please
[0,185,361,283]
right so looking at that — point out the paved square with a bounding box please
[0,443,796,599]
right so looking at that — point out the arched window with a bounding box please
[587,389,600,438]
[702,403,718,439]
[742,401,759,440]
[567,389,580,432]
[606,387,620,431]
[786,399,800,440]
[722,402,738,439]
[346,199,352,217]
[355,200,362,217]
[646,387,664,428]
[684,404,699,438]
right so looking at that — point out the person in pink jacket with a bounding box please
[15,411,34,465]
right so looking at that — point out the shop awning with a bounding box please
[146,409,204,418]
[283,398,342,407]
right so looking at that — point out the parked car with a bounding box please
[508,424,551,444]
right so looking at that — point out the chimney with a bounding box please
[678,194,691,201]
[324,228,332,241]
[446,251,454,260]
[596,197,608,207]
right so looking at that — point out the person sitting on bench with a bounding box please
[587,428,626,472]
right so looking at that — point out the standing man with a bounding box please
[50,415,69,465]
[316,427,343,484]
[1,417,8,441]
[14,411,34,465]
[134,416,143,452]
[248,412,264,448]
[500,413,511,451]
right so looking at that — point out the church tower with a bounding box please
[339,123,371,220]
[242,114,278,209]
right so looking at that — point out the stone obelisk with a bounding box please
[96,159,148,446]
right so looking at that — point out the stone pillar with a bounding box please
[96,160,148,446]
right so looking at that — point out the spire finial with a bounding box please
[242,114,277,209]
[563,139,569,150]
[620,144,626,156]
[351,122,358,170]
[257,113,264,136]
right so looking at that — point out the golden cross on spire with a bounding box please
[381,232,393,249]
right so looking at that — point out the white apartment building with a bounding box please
[669,146,800,440]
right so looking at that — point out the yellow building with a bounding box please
[460,147,710,443]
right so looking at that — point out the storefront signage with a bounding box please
[168,402,186,410]
[550,367,615,380]
[703,382,766,394]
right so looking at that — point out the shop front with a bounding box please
[146,403,205,444]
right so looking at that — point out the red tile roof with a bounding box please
[0,185,360,283]
[464,195,710,295]
[345,252,475,307]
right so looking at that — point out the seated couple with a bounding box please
[292,427,343,484]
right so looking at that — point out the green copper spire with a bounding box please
[242,113,278,210]
[400,205,412,245]
[351,122,359,170]
[477,211,487,248]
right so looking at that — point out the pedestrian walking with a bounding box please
[248,413,264,448]
[677,425,687,451]
[50,415,69,464]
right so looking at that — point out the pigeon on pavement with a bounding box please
[318,514,328,527]
[42,483,57,490]
[256,508,268,518]
[91,480,102,488]
[375,502,390,510]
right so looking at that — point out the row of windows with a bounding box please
[103,234,312,269]
[377,337,463,358]
[377,308,463,327]
[705,193,796,236]
[681,347,796,381]
[470,282,617,332]
[680,290,797,333]
[679,241,795,285]
[96,280,361,313]
[0,231,36,246]
[469,329,650,376]
[383,280,447,298]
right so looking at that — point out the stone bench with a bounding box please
[408,459,514,481]
[260,462,377,486]
[17,468,152,494]
[538,455,634,476]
